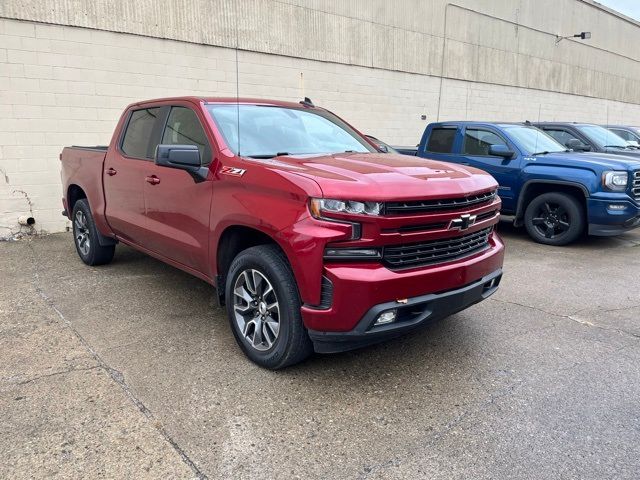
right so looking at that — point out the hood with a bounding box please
[541,151,640,171]
[602,147,640,158]
[261,152,497,200]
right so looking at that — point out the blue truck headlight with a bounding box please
[602,171,628,191]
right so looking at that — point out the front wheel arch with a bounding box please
[515,181,588,226]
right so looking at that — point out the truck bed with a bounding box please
[60,146,108,223]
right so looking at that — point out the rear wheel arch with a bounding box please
[67,184,87,214]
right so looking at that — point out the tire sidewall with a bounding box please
[524,192,584,246]
[225,247,301,368]
[72,199,99,264]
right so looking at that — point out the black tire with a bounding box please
[225,244,312,369]
[71,199,115,265]
[524,192,585,246]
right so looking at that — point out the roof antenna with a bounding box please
[234,5,241,156]
[299,97,314,107]
[524,120,531,125]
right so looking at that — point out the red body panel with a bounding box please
[60,96,505,334]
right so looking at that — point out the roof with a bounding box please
[532,122,597,127]
[431,121,527,128]
[129,96,313,109]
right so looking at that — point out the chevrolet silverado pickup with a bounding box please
[410,122,640,245]
[60,97,504,369]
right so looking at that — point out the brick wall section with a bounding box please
[2,17,640,236]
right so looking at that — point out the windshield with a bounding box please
[206,104,375,157]
[502,125,566,154]
[576,125,628,148]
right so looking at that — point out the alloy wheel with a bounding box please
[233,269,280,351]
[531,201,571,239]
[74,210,91,256]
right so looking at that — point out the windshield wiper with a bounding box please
[603,145,627,149]
[246,152,291,159]
[531,151,550,156]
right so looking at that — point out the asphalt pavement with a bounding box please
[1,222,639,479]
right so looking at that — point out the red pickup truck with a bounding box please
[60,96,504,369]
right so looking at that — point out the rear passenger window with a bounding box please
[426,128,456,153]
[463,129,507,156]
[121,108,161,159]
[162,107,212,165]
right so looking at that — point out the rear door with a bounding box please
[141,104,214,273]
[104,107,161,245]
[459,126,521,212]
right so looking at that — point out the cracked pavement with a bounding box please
[1,222,639,479]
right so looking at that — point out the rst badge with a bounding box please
[220,166,246,177]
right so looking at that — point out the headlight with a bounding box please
[309,198,383,218]
[602,171,628,191]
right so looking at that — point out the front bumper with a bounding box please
[587,196,640,236]
[301,232,504,351]
[308,268,502,353]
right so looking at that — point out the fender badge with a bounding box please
[221,166,246,177]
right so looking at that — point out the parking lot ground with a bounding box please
[1,222,639,479]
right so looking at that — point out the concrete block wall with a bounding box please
[2,17,640,236]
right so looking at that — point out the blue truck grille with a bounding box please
[382,227,493,269]
[385,190,496,215]
[633,171,640,201]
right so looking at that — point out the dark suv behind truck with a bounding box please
[533,122,640,158]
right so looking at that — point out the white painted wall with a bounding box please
[1,0,640,236]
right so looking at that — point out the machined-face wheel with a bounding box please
[74,210,91,256]
[531,201,571,239]
[233,269,280,351]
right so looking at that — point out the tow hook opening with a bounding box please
[483,274,502,294]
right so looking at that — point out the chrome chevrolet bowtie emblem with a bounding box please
[450,213,477,231]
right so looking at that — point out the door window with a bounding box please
[425,128,456,153]
[121,107,162,159]
[162,107,212,165]
[544,129,580,147]
[610,129,636,142]
[463,129,507,156]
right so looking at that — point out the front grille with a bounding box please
[632,170,640,201]
[385,190,496,215]
[383,227,493,269]
[382,209,498,234]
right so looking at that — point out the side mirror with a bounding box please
[488,144,515,159]
[155,144,208,182]
[565,138,591,151]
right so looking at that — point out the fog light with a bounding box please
[374,309,397,326]
[608,204,626,210]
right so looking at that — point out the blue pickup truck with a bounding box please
[407,122,640,245]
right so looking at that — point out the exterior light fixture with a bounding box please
[555,31,592,44]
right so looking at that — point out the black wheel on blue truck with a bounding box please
[71,199,115,265]
[523,192,585,246]
[225,244,313,370]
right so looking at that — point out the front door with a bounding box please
[460,127,521,212]
[142,105,214,273]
